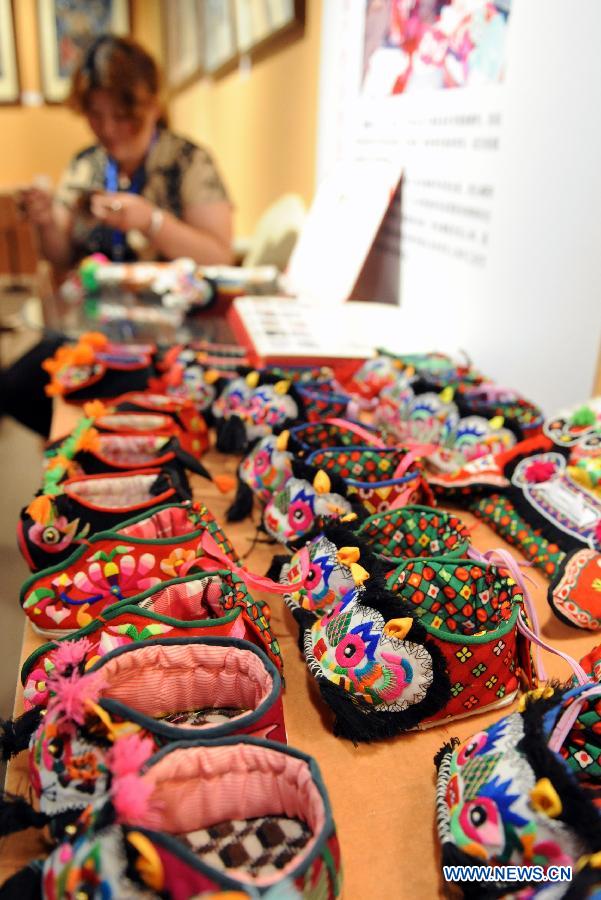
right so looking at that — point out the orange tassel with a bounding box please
[213,474,236,494]
[80,331,108,349]
[75,427,100,453]
[83,400,107,419]
[27,495,53,525]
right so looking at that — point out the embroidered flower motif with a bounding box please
[573,749,594,768]
[159,547,197,578]
[64,551,159,604]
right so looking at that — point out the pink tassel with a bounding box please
[47,670,106,725]
[112,772,155,824]
[106,733,155,777]
[524,459,556,483]
[51,637,94,674]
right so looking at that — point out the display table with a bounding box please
[0,401,596,899]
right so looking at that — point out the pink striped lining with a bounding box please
[100,643,272,724]
[140,577,226,621]
[140,744,326,885]
[119,506,194,539]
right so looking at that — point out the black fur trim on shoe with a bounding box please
[0,707,42,761]
[216,415,247,454]
[226,480,255,522]
[0,794,50,836]
[433,737,460,770]
[518,687,601,852]
[0,859,43,898]
[265,553,292,582]
[301,581,451,742]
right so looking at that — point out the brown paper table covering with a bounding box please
[1,399,597,899]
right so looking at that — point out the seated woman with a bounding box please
[4,36,233,437]
[21,34,233,267]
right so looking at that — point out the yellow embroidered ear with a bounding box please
[440,386,454,404]
[349,562,370,586]
[313,470,331,494]
[275,429,290,451]
[274,379,291,395]
[530,778,562,818]
[26,495,53,526]
[203,368,221,385]
[246,370,260,388]
[489,415,505,429]
[84,700,141,740]
[127,832,165,891]
[383,617,413,640]
[340,512,358,523]
[576,851,601,872]
[336,546,361,566]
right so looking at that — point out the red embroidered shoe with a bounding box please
[21,568,283,710]
[20,502,239,631]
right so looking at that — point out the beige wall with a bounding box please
[0,0,321,238]
[168,1,322,237]
[0,0,162,189]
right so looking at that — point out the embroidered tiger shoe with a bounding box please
[299,581,451,741]
[385,553,537,724]
[20,502,239,633]
[547,548,601,631]
[435,682,601,898]
[262,462,365,547]
[23,637,286,835]
[17,469,194,573]
[212,372,307,454]
[305,445,434,514]
[37,736,342,899]
[226,431,295,523]
[21,568,283,710]
[274,507,471,620]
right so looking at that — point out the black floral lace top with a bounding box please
[56,128,230,262]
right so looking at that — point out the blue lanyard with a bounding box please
[104,156,147,261]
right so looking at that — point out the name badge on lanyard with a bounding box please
[104,157,146,262]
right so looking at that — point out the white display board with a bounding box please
[315,0,601,413]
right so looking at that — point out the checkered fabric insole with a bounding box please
[158,707,251,727]
[178,815,312,877]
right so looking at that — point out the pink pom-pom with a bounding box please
[47,670,106,725]
[106,734,155,778]
[524,459,556,483]
[112,772,155,824]
[594,519,601,544]
[51,637,94,674]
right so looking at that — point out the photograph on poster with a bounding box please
[363,0,512,96]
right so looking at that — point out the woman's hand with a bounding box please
[18,186,55,227]
[90,191,154,233]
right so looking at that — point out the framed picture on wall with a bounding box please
[203,0,236,75]
[38,0,130,103]
[234,0,304,56]
[0,0,20,104]
[163,0,204,90]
